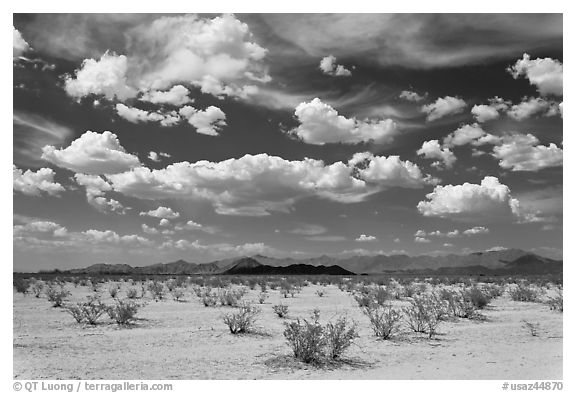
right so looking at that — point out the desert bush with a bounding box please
[30,280,45,298]
[66,297,107,325]
[108,285,119,298]
[107,299,141,325]
[165,279,178,292]
[509,284,541,302]
[258,280,268,293]
[222,304,260,334]
[171,288,185,301]
[373,286,390,306]
[147,281,166,301]
[547,290,563,312]
[467,287,489,309]
[202,293,218,307]
[363,305,403,339]
[45,285,70,307]
[482,283,504,299]
[272,304,289,318]
[218,289,239,307]
[126,288,139,299]
[258,292,268,304]
[283,310,326,363]
[315,289,326,297]
[353,293,374,308]
[14,278,29,294]
[403,295,441,338]
[387,279,404,299]
[324,316,358,359]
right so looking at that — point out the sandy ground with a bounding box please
[13,281,562,379]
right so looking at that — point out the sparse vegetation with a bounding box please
[283,310,358,363]
[547,290,563,312]
[324,316,358,359]
[147,281,166,301]
[45,285,70,307]
[283,310,326,363]
[509,284,541,302]
[14,278,29,294]
[126,288,139,299]
[222,304,260,334]
[272,304,289,318]
[258,292,268,304]
[30,280,45,298]
[171,287,185,301]
[107,299,141,325]
[403,294,442,338]
[363,305,403,339]
[66,297,107,325]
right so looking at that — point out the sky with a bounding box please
[12,13,563,272]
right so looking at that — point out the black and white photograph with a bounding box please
[11,10,565,384]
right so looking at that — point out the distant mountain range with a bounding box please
[56,248,562,276]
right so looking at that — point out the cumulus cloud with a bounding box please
[62,15,269,103]
[179,105,227,136]
[355,234,377,242]
[74,173,127,214]
[506,97,560,121]
[64,52,137,101]
[492,133,562,172]
[442,123,499,148]
[508,53,563,96]
[14,221,151,251]
[115,103,170,124]
[13,166,65,197]
[349,152,438,188]
[106,151,434,217]
[471,97,511,122]
[417,176,523,221]
[140,206,180,220]
[399,90,427,102]
[148,151,171,162]
[463,226,489,236]
[139,85,192,106]
[142,223,159,235]
[319,55,352,76]
[13,27,31,59]
[292,98,398,145]
[41,130,141,175]
[421,96,466,121]
[414,237,431,243]
[417,139,456,169]
[13,221,68,238]
[81,229,152,246]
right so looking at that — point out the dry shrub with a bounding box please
[283,310,358,363]
[324,316,358,359]
[403,294,442,338]
[547,290,563,312]
[283,310,325,363]
[107,299,141,325]
[14,278,29,294]
[147,281,166,301]
[66,297,107,325]
[222,304,260,334]
[46,285,70,307]
[272,304,289,318]
[363,304,403,339]
[509,284,542,302]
